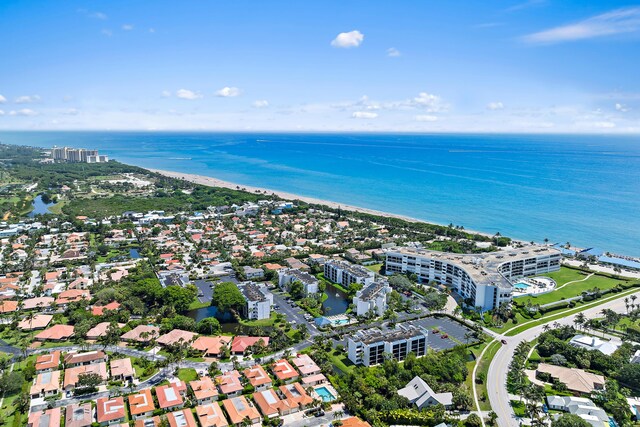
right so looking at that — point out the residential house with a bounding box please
[230,336,269,355]
[215,371,244,397]
[35,351,60,373]
[64,350,107,367]
[18,314,53,331]
[30,370,62,398]
[65,403,93,427]
[190,377,219,405]
[167,409,198,427]
[272,359,299,384]
[397,376,453,409]
[156,382,186,411]
[35,324,74,342]
[121,325,160,343]
[536,363,605,395]
[27,408,61,427]
[222,396,261,426]
[292,354,321,377]
[128,389,156,419]
[191,336,232,358]
[63,362,108,392]
[569,335,620,356]
[243,365,272,391]
[96,397,127,426]
[157,329,198,347]
[196,403,229,427]
[110,358,135,382]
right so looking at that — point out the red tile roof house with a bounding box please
[156,382,185,411]
[35,324,75,342]
[64,350,107,367]
[65,403,93,427]
[292,354,322,377]
[110,358,135,382]
[279,383,314,410]
[63,362,108,392]
[252,388,296,418]
[134,416,161,427]
[230,336,269,356]
[156,329,198,347]
[35,351,61,373]
[167,409,198,427]
[271,359,299,384]
[189,377,219,405]
[215,370,244,397]
[86,322,125,340]
[28,407,61,427]
[191,336,232,357]
[121,325,160,344]
[96,397,127,426]
[196,403,229,427]
[54,289,90,307]
[18,314,53,331]
[92,301,121,316]
[221,396,261,427]
[243,365,272,391]
[128,389,156,419]
[30,370,62,398]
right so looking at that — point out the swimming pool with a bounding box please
[315,386,336,402]
[514,282,530,290]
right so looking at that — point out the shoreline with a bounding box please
[145,167,499,240]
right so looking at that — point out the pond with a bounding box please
[129,248,141,259]
[322,282,349,315]
[28,195,54,217]
[186,305,272,335]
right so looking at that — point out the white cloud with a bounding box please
[0,110,4,116]
[63,108,79,115]
[387,47,401,57]
[176,89,203,100]
[101,29,113,37]
[161,90,171,98]
[9,109,37,116]
[487,101,505,110]
[0,94,6,103]
[615,103,629,112]
[415,115,438,122]
[331,30,364,48]
[216,87,241,97]
[593,121,616,128]
[90,11,108,20]
[523,7,640,44]
[15,95,40,104]
[252,100,269,108]
[149,28,156,33]
[506,0,546,13]
[352,111,378,119]
[122,24,134,31]
[411,92,447,112]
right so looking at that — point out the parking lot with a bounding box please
[271,291,320,336]
[408,316,476,350]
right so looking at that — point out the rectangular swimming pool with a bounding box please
[315,386,336,402]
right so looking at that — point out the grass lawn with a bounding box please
[188,300,210,310]
[543,267,591,286]
[48,199,67,215]
[132,360,158,381]
[365,263,383,273]
[177,368,198,382]
[239,312,278,327]
[476,341,502,411]
[511,400,526,417]
[1,393,22,427]
[328,349,355,374]
[515,271,628,307]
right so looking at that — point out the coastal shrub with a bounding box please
[381,408,446,426]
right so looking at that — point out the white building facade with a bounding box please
[238,282,273,320]
[347,324,427,367]
[353,280,392,317]
[324,260,375,288]
[277,268,319,295]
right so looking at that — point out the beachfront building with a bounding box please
[51,147,108,163]
[353,280,392,317]
[277,268,319,296]
[347,324,427,367]
[238,282,273,320]
[324,260,375,288]
[384,245,561,310]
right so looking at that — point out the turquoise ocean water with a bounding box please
[1,131,638,256]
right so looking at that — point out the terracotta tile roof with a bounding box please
[221,396,261,425]
[342,417,372,427]
[243,365,272,388]
[167,409,197,427]
[30,370,62,396]
[157,329,198,346]
[65,403,93,427]
[96,397,126,424]
[128,389,156,416]
[230,336,269,354]
[189,377,218,402]
[22,297,54,310]
[279,382,313,407]
[111,358,135,378]
[35,351,61,372]
[28,407,61,427]
[35,324,74,341]
[271,359,299,381]
[64,350,106,366]
[55,289,90,305]
[215,371,243,395]
[196,403,229,427]
[121,325,159,342]
[18,314,53,330]
[134,416,161,427]
[86,322,124,339]
[156,383,185,409]
[252,389,294,417]
[0,300,17,313]
[292,354,321,376]
[63,362,108,389]
[191,336,231,356]
[92,301,121,316]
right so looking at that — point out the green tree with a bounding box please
[75,372,103,394]
[197,317,222,335]
[161,285,197,313]
[0,371,25,395]
[552,414,591,427]
[211,282,245,315]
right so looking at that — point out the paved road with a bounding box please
[487,290,640,427]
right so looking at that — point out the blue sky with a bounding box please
[1,0,639,132]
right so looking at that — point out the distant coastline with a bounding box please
[146,167,498,239]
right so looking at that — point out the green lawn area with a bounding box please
[515,270,628,307]
[239,311,278,327]
[48,200,67,215]
[475,341,502,411]
[177,368,198,382]
[511,400,526,417]
[328,349,355,374]
[365,263,383,273]
[542,267,591,286]
[188,300,210,310]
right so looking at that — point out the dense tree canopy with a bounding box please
[212,282,246,315]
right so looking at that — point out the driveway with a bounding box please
[487,290,640,427]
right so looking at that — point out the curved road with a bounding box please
[487,290,640,427]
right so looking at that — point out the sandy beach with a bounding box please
[147,167,447,227]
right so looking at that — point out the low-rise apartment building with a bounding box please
[353,280,392,317]
[277,268,319,295]
[324,260,375,288]
[347,324,428,367]
[238,282,273,320]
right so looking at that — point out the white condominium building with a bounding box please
[384,245,561,311]
[324,259,375,288]
[347,324,428,366]
[353,280,392,317]
[277,268,319,295]
[238,282,273,320]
